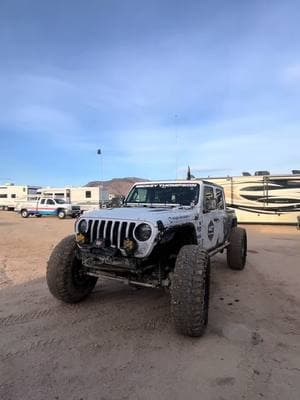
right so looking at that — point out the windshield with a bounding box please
[126,183,199,206]
[54,199,67,204]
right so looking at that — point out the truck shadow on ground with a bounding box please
[0,255,248,340]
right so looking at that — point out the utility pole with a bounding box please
[97,149,103,208]
[174,114,179,180]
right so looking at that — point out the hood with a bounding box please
[61,203,74,209]
[81,206,196,227]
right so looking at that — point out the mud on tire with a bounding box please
[227,227,247,270]
[46,235,98,303]
[171,245,210,337]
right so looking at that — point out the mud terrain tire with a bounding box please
[47,235,97,303]
[227,227,247,270]
[171,245,210,337]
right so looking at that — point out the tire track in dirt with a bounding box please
[0,299,116,327]
[0,257,12,286]
[1,337,64,361]
[0,314,171,362]
[0,305,84,327]
[0,288,168,328]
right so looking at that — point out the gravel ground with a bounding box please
[0,212,299,400]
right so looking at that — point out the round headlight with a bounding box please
[135,223,152,241]
[78,219,88,234]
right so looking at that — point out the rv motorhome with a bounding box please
[201,171,300,224]
[0,184,40,211]
[36,186,109,210]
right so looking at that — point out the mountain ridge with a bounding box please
[86,177,148,196]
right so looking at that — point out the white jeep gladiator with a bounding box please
[47,180,247,337]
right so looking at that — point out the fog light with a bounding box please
[123,239,136,254]
[76,233,85,243]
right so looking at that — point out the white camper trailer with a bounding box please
[36,186,109,210]
[0,184,40,211]
[36,187,71,201]
[200,171,300,224]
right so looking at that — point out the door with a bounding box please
[43,199,56,215]
[214,187,226,244]
[201,185,225,250]
[36,198,46,214]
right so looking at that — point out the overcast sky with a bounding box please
[1,0,300,186]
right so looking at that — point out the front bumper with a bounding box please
[80,244,138,271]
[65,208,81,216]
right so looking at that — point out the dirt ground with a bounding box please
[0,212,299,400]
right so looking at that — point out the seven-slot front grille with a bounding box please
[86,219,136,248]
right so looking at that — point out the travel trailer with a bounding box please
[0,184,40,210]
[36,186,109,210]
[200,171,300,224]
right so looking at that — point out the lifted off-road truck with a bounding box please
[47,180,247,337]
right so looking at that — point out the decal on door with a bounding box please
[208,220,214,241]
[196,221,202,238]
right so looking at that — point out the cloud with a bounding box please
[282,63,300,84]
[1,1,300,184]
[104,114,300,179]
[16,105,77,134]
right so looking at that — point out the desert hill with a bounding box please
[86,177,148,196]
